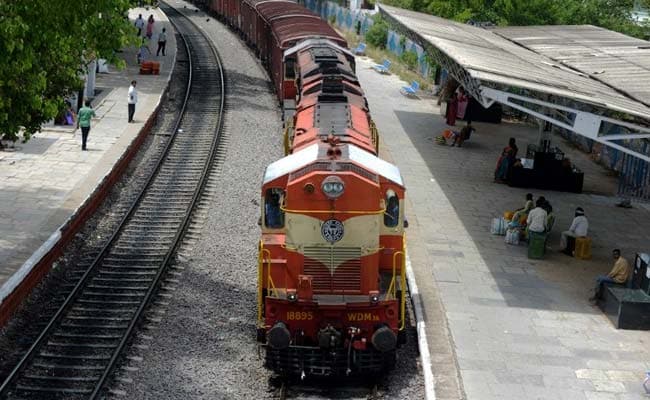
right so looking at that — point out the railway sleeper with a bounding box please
[14,384,94,394]
[86,284,150,290]
[91,277,153,283]
[95,270,157,276]
[78,291,148,300]
[29,362,106,371]
[103,254,163,265]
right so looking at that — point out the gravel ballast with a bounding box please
[111,1,424,398]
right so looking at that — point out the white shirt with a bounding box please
[128,85,138,104]
[527,207,547,232]
[135,18,145,29]
[569,215,588,237]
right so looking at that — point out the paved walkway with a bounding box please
[356,57,650,400]
[0,8,176,308]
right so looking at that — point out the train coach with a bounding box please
[206,0,407,377]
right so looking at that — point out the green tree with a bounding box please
[0,0,135,145]
[381,0,649,38]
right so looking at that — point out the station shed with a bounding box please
[377,4,650,199]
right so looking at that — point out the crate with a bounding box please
[528,231,546,259]
[574,237,592,260]
[150,61,160,75]
[139,61,153,75]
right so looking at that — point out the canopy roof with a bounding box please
[379,4,650,161]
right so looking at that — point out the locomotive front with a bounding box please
[258,139,406,377]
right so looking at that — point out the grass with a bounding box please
[338,29,434,91]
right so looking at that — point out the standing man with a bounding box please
[135,14,145,37]
[77,100,96,151]
[128,80,138,123]
[589,249,631,303]
[156,28,167,56]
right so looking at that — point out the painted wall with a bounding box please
[302,0,433,79]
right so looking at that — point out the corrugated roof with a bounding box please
[379,4,650,121]
[492,25,650,108]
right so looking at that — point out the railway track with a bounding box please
[0,6,225,399]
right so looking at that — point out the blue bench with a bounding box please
[400,81,420,97]
[352,43,366,55]
[372,59,391,74]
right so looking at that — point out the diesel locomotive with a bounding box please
[206,0,407,377]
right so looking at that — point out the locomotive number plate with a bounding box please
[287,311,313,321]
[321,219,344,243]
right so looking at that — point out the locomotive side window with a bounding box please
[285,59,296,80]
[384,191,399,228]
[265,188,285,229]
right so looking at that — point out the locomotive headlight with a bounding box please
[321,176,344,199]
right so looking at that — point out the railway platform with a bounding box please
[0,7,177,325]
[356,57,650,400]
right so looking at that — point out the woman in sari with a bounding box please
[494,137,518,182]
[446,96,458,126]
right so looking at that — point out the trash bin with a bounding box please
[528,231,546,259]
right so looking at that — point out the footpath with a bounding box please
[357,57,650,400]
[0,7,176,324]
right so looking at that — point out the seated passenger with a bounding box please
[450,121,475,147]
[560,207,588,252]
[526,198,547,237]
[509,193,534,228]
[265,193,283,228]
[589,249,631,303]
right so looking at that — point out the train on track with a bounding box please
[205,0,407,377]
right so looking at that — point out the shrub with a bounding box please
[365,16,389,49]
[399,50,418,71]
[329,15,337,25]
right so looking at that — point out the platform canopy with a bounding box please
[378,4,650,162]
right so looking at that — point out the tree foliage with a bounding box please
[381,0,649,39]
[0,0,136,143]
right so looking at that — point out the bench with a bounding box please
[598,284,650,330]
[352,43,366,56]
[372,59,391,74]
[400,81,420,97]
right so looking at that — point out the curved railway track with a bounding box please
[0,6,225,399]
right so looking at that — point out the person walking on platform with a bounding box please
[77,100,96,151]
[156,28,167,56]
[135,14,145,37]
[137,38,150,65]
[128,80,138,123]
[589,249,631,303]
[146,14,155,40]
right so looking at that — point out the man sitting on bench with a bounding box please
[589,249,631,303]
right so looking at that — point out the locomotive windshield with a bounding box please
[264,188,285,228]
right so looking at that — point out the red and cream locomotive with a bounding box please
[207,0,407,376]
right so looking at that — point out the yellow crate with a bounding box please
[574,237,592,260]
